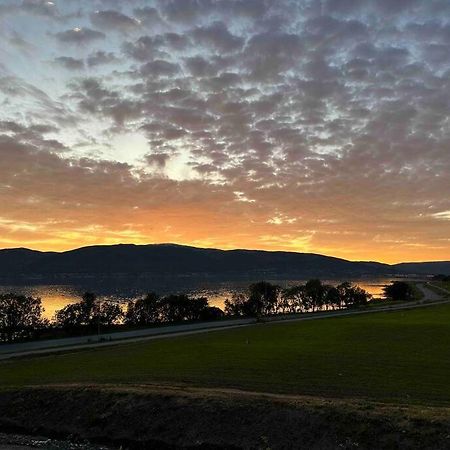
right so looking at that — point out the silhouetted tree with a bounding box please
[200,306,225,321]
[383,281,415,301]
[94,301,123,326]
[337,282,370,307]
[304,279,326,311]
[281,285,305,313]
[224,293,251,316]
[159,294,210,322]
[55,292,122,330]
[0,293,45,342]
[125,292,161,325]
[125,293,222,324]
[224,282,280,317]
[248,281,280,316]
[325,286,341,310]
[54,302,86,329]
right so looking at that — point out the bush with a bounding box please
[383,281,415,301]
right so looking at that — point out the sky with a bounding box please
[0,0,449,263]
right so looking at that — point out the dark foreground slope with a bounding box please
[1,386,450,450]
[2,243,448,279]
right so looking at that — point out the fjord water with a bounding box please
[0,277,404,319]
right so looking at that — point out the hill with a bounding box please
[0,243,448,279]
[393,261,450,276]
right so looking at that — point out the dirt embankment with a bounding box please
[1,385,450,449]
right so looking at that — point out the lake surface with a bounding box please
[0,277,408,319]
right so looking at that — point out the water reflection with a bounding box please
[0,277,404,319]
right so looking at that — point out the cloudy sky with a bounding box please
[0,0,449,262]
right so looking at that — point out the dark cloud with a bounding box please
[54,27,105,44]
[145,152,171,167]
[374,0,419,14]
[21,0,59,18]
[140,60,180,78]
[133,6,165,27]
[123,36,167,61]
[191,21,244,52]
[54,56,85,70]
[90,9,141,32]
[123,33,189,62]
[243,32,304,80]
[86,50,118,67]
[7,31,36,52]
[184,56,218,77]
[159,0,214,23]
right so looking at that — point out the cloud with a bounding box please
[54,56,84,70]
[133,6,165,27]
[86,50,118,67]
[122,33,189,61]
[54,27,105,44]
[190,21,244,52]
[243,32,304,80]
[90,9,141,32]
[7,31,36,52]
[21,0,59,18]
[1,0,450,260]
[139,60,180,77]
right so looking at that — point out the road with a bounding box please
[0,283,448,361]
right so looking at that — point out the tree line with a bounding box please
[225,280,370,317]
[0,280,415,343]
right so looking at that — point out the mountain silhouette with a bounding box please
[0,244,448,279]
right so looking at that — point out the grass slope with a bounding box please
[2,304,450,405]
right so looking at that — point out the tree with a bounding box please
[337,282,370,307]
[224,282,280,317]
[0,293,45,342]
[55,292,122,330]
[281,285,305,313]
[224,292,250,316]
[200,306,225,321]
[159,294,210,322]
[304,279,326,311]
[383,281,415,301]
[125,292,161,325]
[324,286,341,310]
[55,292,96,328]
[125,293,222,324]
[54,302,86,329]
[248,281,280,316]
[94,301,123,326]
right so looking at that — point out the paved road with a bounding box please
[1,283,448,361]
[0,318,256,360]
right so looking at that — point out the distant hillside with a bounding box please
[393,261,450,276]
[0,244,448,279]
[0,248,54,274]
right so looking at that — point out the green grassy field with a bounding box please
[2,304,450,405]
[434,281,450,297]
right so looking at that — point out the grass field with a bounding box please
[1,303,450,405]
[432,281,450,298]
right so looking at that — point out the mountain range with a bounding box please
[0,244,449,280]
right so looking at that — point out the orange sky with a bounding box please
[1,164,448,264]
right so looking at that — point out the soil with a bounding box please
[1,385,450,449]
